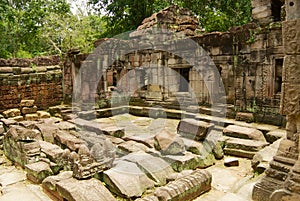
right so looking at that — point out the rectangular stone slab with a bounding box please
[223,125,266,142]
[103,160,154,198]
[177,118,214,141]
[123,152,174,185]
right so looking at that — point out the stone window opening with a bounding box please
[178,68,190,92]
[274,58,283,94]
[271,0,285,22]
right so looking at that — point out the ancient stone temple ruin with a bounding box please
[0,0,299,201]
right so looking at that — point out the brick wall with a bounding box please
[0,56,63,111]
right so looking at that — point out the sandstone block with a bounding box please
[223,125,266,142]
[224,157,239,167]
[3,108,21,118]
[8,116,24,122]
[280,83,300,115]
[20,100,35,107]
[283,55,300,84]
[235,112,254,123]
[25,113,39,121]
[25,161,53,184]
[123,152,175,186]
[282,20,300,55]
[154,130,185,155]
[37,111,51,119]
[153,169,211,201]
[177,118,214,141]
[22,106,37,115]
[43,172,117,201]
[103,160,154,198]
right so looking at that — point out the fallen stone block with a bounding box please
[70,118,125,138]
[224,137,269,158]
[21,106,38,115]
[25,161,53,184]
[37,111,51,119]
[177,118,214,141]
[8,116,24,122]
[123,152,175,186]
[0,123,4,135]
[117,140,150,156]
[55,130,86,151]
[25,114,39,121]
[139,169,212,201]
[35,123,59,143]
[265,129,286,143]
[235,112,254,123]
[3,109,21,118]
[39,141,64,163]
[154,130,185,155]
[163,152,214,172]
[103,160,155,198]
[56,121,76,131]
[224,157,239,167]
[20,100,35,107]
[252,139,282,173]
[223,125,266,142]
[43,171,116,201]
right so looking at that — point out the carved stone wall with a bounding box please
[252,1,300,200]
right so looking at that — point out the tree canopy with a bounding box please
[0,0,252,58]
[88,0,252,37]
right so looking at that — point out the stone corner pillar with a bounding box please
[252,0,300,200]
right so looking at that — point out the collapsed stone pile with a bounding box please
[2,99,50,122]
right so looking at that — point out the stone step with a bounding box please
[224,138,269,159]
[223,125,266,142]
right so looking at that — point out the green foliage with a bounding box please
[0,0,106,58]
[89,0,252,36]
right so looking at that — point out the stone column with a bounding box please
[252,1,300,200]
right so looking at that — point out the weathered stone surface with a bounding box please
[43,172,116,201]
[8,116,24,122]
[55,130,86,151]
[25,161,53,184]
[252,139,282,173]
[3,109,21,118]
[224,138,269,159]
[0,123,4,135]
[20,100,35,107]
[265,129,286,143]
[235,112,254,123]
[282,20,300,55]
[123,152,174,186]
[224,157,239,167]
[177,118,214,141]
[124,134,156,148]
[151,170,212,201]
[37,111,51,119]
[21,106,38,115]
[223,125,266,142]
[280,83,300,115]
[25,114,39,121]
[35,123,59,143]
[117,140,150,155]
[163,151,214,172]
[103,160,155,198]
[70,118,125,138]
[56,121,76,131]
[154,130,185,155]
[39,140,64,163]
[3,126,41,166]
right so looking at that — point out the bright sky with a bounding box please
[67,0,89,15]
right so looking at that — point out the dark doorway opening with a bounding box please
[179,68,190,92]
[274,58,283,94]
[271,0,284,22]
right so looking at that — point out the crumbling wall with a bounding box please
[0,56,63,111]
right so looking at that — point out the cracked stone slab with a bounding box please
[103,160,154,198]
